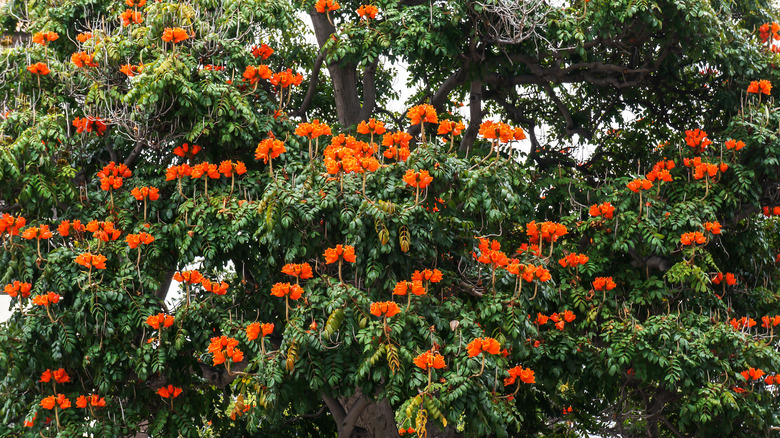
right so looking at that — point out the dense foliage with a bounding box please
[1,0,780,437]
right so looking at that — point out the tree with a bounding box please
[1,0,780,436]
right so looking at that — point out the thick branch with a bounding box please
[291,51,325,119]
[459,78,482,153]
[359,58,380,121]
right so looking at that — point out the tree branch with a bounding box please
[459,78,483,153]
[291,51,325,120]
[359,58,380,121]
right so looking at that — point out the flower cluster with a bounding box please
[685,129,712,152]
[246,322,273,340]
[21,225,53,240]
[533,311,575,330]
[411,269,442,284]
[166,164,193,181]
[682,157,725,180]
[741,367,765,382]
[680,231,706,246]
[558,253,589,268]
[704,221,722,234]
[356,4,378,19]
[270,69,304,88]
[526,221,567,244]
[32,292,61,306]
[97,162,131,190]
[315,0,340,13]
[504,366,535,385]
[162,27,189,43]
[146,313,174,330]
[324,244,356,264]
[725,139,745,151]
[589,202,615,219]
[729,317,756,330]
[627,178,652,193]
[711,272,736,286]
[281,263,313,280]
[173,143,201,158]
[646,160,674,182]
[392,280,425,296]
[592,277,616,291]
[120,9,143,26]
[57,219,85,237]
[71,52,98,68]
[747,80,772,95]
[761,315,780,328]
[75,253,107,269]
[403,169,433,189]
[323,134,379,175]
[191,162,221,180]
[0,214,26,236]
[27,62,50,75]
[295,120,332,140]
[202,278,228,295]
[413,350,445,370]
[370,301,401,317]
[478,120,526,142]
[173,270,204,284]
[40,368,70,384]
[255,137,286,164]
[270,282,304,300]
[407,104,438,126]
[242,65,273,84]
[251,44,274,59]
[208,336,244,365]
[86,220,122,242]
[382,132,413,161]
[41,394,71,410]
[218,160,247,177]
[32,31,59,45]
[120,64,143,77]
[467,337,501,357]
[507,262,551,282]
[760,22,780,43]
[73,117,107,135]
[131,186,160,201]
[126,232,154,249]
[157,385,182,398]
[76,394,106,408]
[4,281,32,298]
[357,118,386,135]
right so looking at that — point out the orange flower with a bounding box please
[71,51,98,68]
[357,118,386,136]
[704,221,721,234]
[382,131,413,149]
[76,395,87,408]
[504,366,535,385]
[32,292,61,306]
[247,322,273,340]
[76,32,93,43]
[534,313,548,325]
[75,252,107,270]
[740,367,765,381]
[729,316,756,330]
[680,231,706,246]
[4,281,32,298]
[208,336,243,365]
[242,65,273,84]
[356,4,378,19]
[41,394,70,410]
[592,277,616,291]
[146,313,175,330]
[32,31,59,45]
[126,0,146,6]
[467,337,501,357]
[165,164,193,181]
[411,269,442,283]
[760,80,772,95]
[85,220,122,242]
[120,64,142,77]
[370,301,401,317]
[413,350,446,370]
[558,253,589,269]
[437,119,465,137]
[157,385,183,398]
[270,69,304,88]
[684,129,712,152]
[202,279,229,295]
[173,143,202,158]
[97,162,131,188]
[126,232,154,249]
[315,0,340,13]
[725,139,746,151]
[270,282,304,300]
[251,44,274,59]
[173,270,203,284]
[626,178,653,192]
[392,280,425,296]
[295,119,332,139]
[190,162,221,180]
[323,244,356,264]
[218,160,247,177]
[21,225,53,240]
[161,27,189,43]
[27,62,50,75]
[402,169,433,189]
[525,221,567,244]
[406,104,438,125]
[563,310,576,323]
[131,186,160,201]
[479,120,525,142]
[281,263,313,279]
[255,137,286,163]
[0,214,26,236]
[120,9,143,26]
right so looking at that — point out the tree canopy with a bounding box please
[1,0,780,437]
